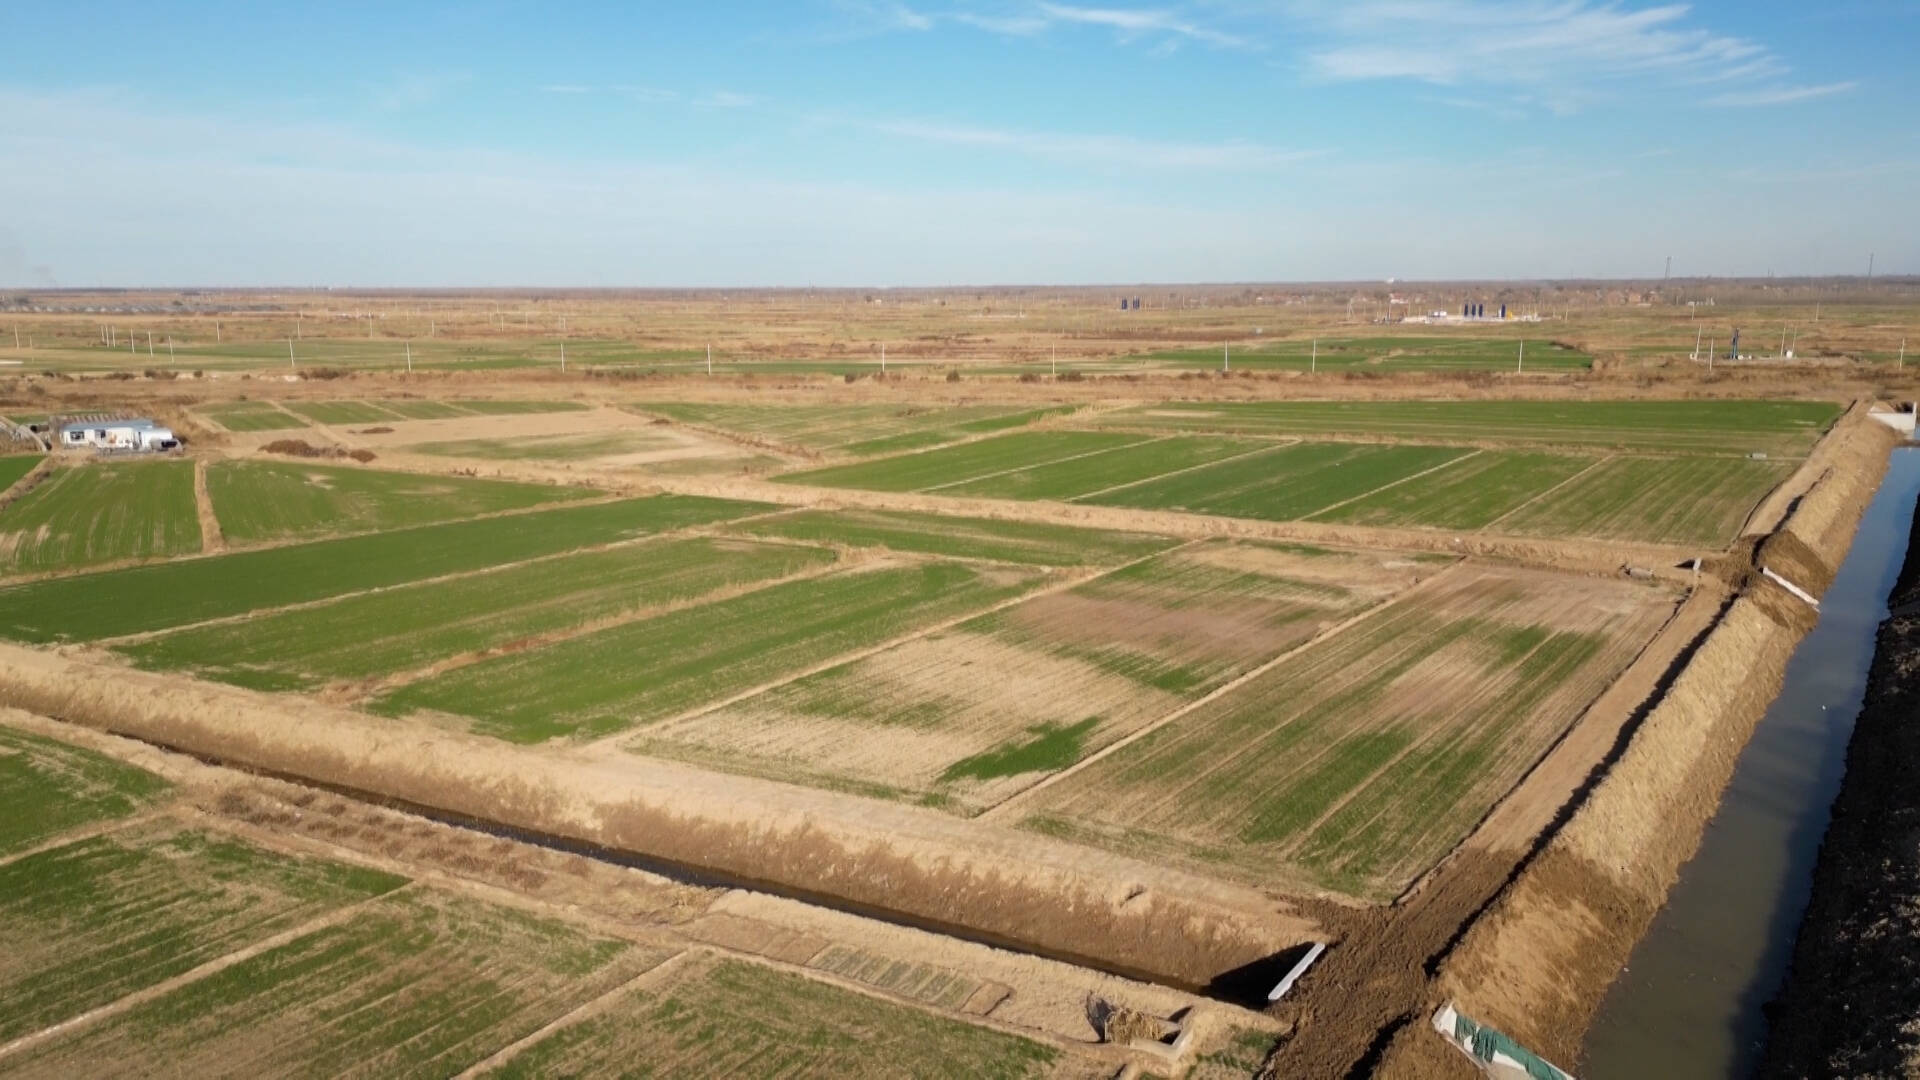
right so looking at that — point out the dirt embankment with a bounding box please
[0,645,1309,992]
[1368,408,1900,1078]
[1761,482,1920,1079]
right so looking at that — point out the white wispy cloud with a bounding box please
[873,118,1321,168]
[837,2,1250,48]
[1296,1,1782,88]
[1707,81,1858,107]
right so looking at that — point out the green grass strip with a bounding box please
[207,460,594,544]
[0,459,201,575]
[0,494,765,644]
[375,560,1045,742]
[0,725,170,855]
[121,537,835,691]
[725,508,1177,566]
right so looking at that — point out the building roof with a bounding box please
[58,418,164,434]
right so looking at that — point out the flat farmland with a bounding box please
[1496,454,1794,545]
[5,889,656,1080]
[1131,336,1590,372]
[1023,566,1675,900]
[725,508,1178,566]
[632,541,1447,811]
[200,402,309,432]
[1095,399,1841,455]
[0,822,407,1043]
[375,399,472,419]
[1084,441,1472,521]
[775,430,1149,491]
[206,460,594,544]
[1314,451,1596,530]
[0,454,42,490]
[407,429,689,462]
[0,459,200,574]
[282,400,406,425]
[446,399,590,415]
[0,494,764,643]
[941,436,1265,501]
[121,537,836,692]
[643,401,1070,456]
[0,725,170,855]
[480,954,1075,1080]
[374,560,1050,743]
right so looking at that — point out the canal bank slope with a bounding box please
[1368,407,1898,1078]
[1763,478,1920,1079]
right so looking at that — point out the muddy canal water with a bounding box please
[1582,447,1920,1078]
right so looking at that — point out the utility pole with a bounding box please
[367,314,374,338]
[147,331,154,358]
[216,320,221,343]
[405,341,413,374]
[1900,338,1906,370]
[1311,339,1317,374]
[1780,326,1788,358]
[1664,255,1671,281]
[559,341,566,372]
[167,336,174,361]
[880,342,886,375]
[1708,339,1715,371]
[1223,343,1230,373]
[1868,253,1875,282]
[11,327,17,349]
[706,344,712,376]
[1051,344,1056,377]
[1517,339,1524,374]
[288,338,296,369]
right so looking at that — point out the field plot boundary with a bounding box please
[917,434,1165,492]
[977,560,1465,823]
[0,643,1311,988]
[1301,449,1486,521]
[88,501,800,649]
[0,873,415,1064]
[582,541,1198,750]
[1068,438,1291,502]
[1478,453,1615,531]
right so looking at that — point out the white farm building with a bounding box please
[57,418,180,452]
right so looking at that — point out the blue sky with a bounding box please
[1,1,1913,286]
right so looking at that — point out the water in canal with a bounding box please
[1581,447,1920,1079]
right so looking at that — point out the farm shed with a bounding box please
[57,418,179,452]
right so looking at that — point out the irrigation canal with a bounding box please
[1581,447,1920,1078]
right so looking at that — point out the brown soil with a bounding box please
[1362,412,1894,1079]
[191,458,223,554]
[1761,487,1920,1079]
[0,646,1312,990]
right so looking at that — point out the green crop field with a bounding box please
[634,540,1437,812]
[0,823,407,1043]
[0,460,201,574]
[1095,400,1841,456]
[376,399,474,419]
[206,460,594,544]
[446,399,590,415]
[408,429,689,462]
[0,725,171,855]
[122,537,836,692]
[481,955,1063,1080]
[940,436,1264,502]
[200,402,309,432]
[642,402,1071,455]
[725,508,1178,566]
[776,431,1148,492]
[0,494,765,643]
[375,560,1047,743]
[1084,441,1472,522]
[1313,451,1596,530]
[6,889,652,1080]
[282,400,406,425]
[1022,568,1673,899]
[1129,336,1591,372]
[0,454,42,490]
[1496,454,1794,545]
